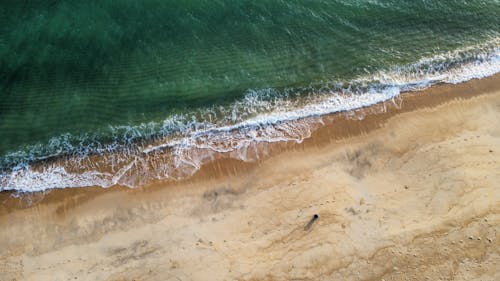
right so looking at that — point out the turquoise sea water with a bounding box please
[1,0,499,191]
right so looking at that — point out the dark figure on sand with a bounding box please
[304,214,319,231]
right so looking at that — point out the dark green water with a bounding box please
[1,0,499,190]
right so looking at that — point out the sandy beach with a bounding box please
[1,75,499,281]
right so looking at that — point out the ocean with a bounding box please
[1,0,499,191]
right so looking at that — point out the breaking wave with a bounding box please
[1,40,499,192]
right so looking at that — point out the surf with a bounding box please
[1,41,499,192]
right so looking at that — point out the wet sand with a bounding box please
[1,75,499,281]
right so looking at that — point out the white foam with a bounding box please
[1,41,499,192]
[1,166,113,192]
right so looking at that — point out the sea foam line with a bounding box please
[1,41,499,192]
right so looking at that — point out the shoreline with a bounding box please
[1,74,499,280]
[1,74,499,211]
[2,53,500,192]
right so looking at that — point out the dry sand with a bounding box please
[1,76,499,281]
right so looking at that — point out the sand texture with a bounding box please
[1,77,499,281]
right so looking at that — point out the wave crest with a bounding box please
[1,40,499,192]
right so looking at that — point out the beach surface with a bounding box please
[1,75,499,281]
